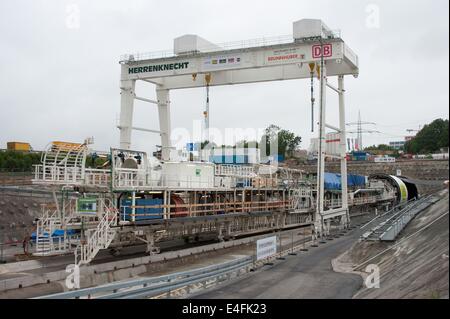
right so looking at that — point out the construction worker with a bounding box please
[22,236,30,255]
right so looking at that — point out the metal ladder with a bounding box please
[34,208,60,256]
[75,202,118,266]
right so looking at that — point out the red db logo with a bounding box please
[312,44,332,58]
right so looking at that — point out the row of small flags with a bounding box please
[347,138,360,151]
[209,57,241,65]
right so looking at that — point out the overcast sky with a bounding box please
[1,0,448,154]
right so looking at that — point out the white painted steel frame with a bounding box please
[118,30,358,235]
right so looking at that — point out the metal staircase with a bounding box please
[34,199,80,256]
[360,196,433,241]
[34,207,60,256]
[75,201,118,266]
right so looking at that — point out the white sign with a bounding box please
[396,169,402,176]
[256,236,277,260]
[266,47,305,64]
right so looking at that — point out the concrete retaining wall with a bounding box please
[294,159,449,193]
[0,233,268,293]
[295,159,448,180]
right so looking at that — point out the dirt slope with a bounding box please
[334,189,449,299]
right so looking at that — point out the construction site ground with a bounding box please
[333,189,449,299]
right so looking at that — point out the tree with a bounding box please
[200,140,217,150]
[364,144,394,151]
[404,119,449,154]
[260,124,302,158]
[0,150,42,171]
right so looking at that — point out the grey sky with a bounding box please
[0,0,448,154]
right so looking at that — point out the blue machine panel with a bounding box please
[120,198,163,221]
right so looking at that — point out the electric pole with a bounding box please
[346,110,379,150]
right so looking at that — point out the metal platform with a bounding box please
[360,196,436,241]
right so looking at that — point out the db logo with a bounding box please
[312,44,332,58]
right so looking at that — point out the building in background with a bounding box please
[308,133,343,161]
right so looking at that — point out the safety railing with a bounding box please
[351,196,379,206]
[324,198,342,208]
[215,164,255,177]
[324,193,395,208]
[33,165,84,184]
[113,170,232,190]
[34,199,80,256]
[124,198,295,219]
[120,35,295,62]
[360,197,428,241]
[85,168,110,187]
[379,196,434,241]
[113,168,148,188]
[35,256,253,299]
[75,201,118,265]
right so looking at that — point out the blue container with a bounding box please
[121,198,163,221]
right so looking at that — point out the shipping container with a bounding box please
[7,142,31,151]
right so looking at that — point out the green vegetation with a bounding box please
[364,144,400,158]
[260,124,302,158]
[404,118,449,154]
[0,150,42,171]
[85,153,109,168]
[0,150,109,171]
[364,144,395,151]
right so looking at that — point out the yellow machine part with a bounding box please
[51,141,83,151]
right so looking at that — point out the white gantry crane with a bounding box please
[118,18,359,237]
